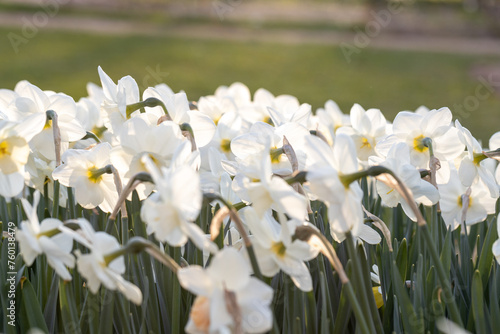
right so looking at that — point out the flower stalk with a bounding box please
[125,97,169,118]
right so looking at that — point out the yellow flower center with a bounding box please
[191,296,210,332]
[271,241,287,258]
[87,166,103,183]
[262,116,274,126]
[413,135,428,153]
[43,119,52,130]
[457,195,472,209]
[0,140,10,157]
[270,147,282,164]
[360,137,371,149]
[220,139,231,153]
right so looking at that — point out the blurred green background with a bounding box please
[0,0,499,142]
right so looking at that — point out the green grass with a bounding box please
[1,27,499,142]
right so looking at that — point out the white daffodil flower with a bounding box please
[369,142,439,221]
[266,101,311,128]
[98,66,140,135]
[0,120,31,197]
[200,147,241,206]
[110,114,186,199]
[305,133,365,242]
[15,191,75,280]
[310,99,350,146]
[197,94,237,126]
[73,228,142,305]
[336,103,388,162]
[456,120,499,198]
[439,167,496,230]
[215,82,252,109]
[143,88,216,148]
[230,121,309,176]
[25,154,67,206]
[202,111,244,163]
[232,140,307,221]
[12,80,86,161]
[243,208,319,291]
[376,107,463,172]
[140,156,217,254]
[52,143,118,212]
[177,247,273,334]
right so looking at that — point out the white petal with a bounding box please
[207,247,251,291]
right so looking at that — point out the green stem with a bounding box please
[67,187,76,219]
[121,216,129,245]
[43,178,49,214]
[343,281,371,334]
[126,97,169,118]
[52,180,60,219]
[172,247,181,334]
[82,131,101,143]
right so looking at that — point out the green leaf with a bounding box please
[391,260,422,334]
[471,270,488,334]
[21,278,49,333]
[439,227,452,275]
[98,289,115,334]
[357,244,384,334]
[396,238,408,282]
[43,273,59,333]
[59,279,82,334]
[476,217,498,288]
[489,266,500,331]
[332,282,351,334]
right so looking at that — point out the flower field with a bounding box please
[0,66,499,333]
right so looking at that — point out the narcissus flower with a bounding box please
[456,120,499,198]
[110,114,185,199]
[98,66,140,135]
[0,120,31,197]
[12,80,86,161]
[312,99,350,145]
[243,208,318,291]
[230,121,308,176]
[177,247,273,334]
[52,142,118,212]
[140,156,217,253]
[305,134,364,242]
[143,89,216,148]
[69,221,142,305]
[336,103,388,161]
[377,107,463,171]
[232,140,307,221]
[369,142,439,221]
[15,191,75,280]
[439,167,497,230]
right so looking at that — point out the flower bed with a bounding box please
[0,66,499,333]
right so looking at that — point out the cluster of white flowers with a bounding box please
[2,66,500,333]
